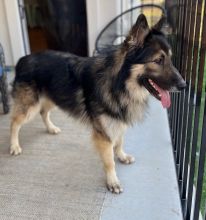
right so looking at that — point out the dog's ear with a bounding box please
[125,14,149,48]
[152,14,167,31]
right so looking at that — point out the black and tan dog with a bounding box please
[10,14,186,193]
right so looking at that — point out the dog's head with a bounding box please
[122,14,186,108]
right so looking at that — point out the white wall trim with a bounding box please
[86,0,120,56]
[0,1,13,65]
[4,0,26,65]
[86,0,99,56]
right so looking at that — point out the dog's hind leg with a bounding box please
[10,113,26,155]
[92,130,123,194]
[10,84,41,155]
[40,99,61,134]
[115,136,135,164]
[10,101,40,155]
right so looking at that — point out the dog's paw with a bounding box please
[10,145,22,155]
[107,181,123,194]
[48,126,61,134]
[118,154,135,164]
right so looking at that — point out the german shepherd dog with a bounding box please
[10,14,186,193]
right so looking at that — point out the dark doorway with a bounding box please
[24,0,88,56]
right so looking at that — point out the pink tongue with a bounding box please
[154,83,171,108]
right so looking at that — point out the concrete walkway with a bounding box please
[0,96,183,220]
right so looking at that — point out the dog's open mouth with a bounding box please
[143,78,171,108]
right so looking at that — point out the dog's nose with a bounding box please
[177,80,187,90]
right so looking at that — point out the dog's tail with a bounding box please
[12,55,40,100]
[12,54,39,95]
[15,55,34,79]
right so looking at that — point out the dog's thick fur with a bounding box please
[10,14,186,193]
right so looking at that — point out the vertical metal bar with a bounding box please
[173,0,184,146]
[174,94,180,155]
[173,0,184,155]
[168,27,176,141]
[171,93,175,139]
[181,0,198,205]
[175,0,187,174]
[178,0,194,197]
[192,2,206,218]
[171,93,176,138]
[171,0,182,153]
[186,1,206,219]
[170,0,181,145]
[176,0,189,180]
[193,102,206,218]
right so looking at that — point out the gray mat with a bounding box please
[0,109,106,220]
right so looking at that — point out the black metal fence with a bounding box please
[167,0,206,219]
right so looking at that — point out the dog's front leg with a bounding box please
[92,130,123,194]
[115,136,135,164]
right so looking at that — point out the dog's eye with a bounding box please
[154,57,164,65]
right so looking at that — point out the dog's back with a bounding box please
[13,51,92,118]
[14,51,79,90]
